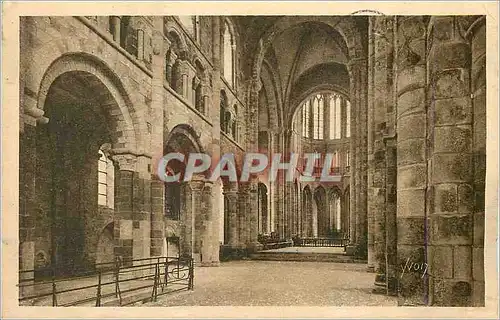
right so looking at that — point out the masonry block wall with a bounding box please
[367,15,486,306]
[19,15,486,306]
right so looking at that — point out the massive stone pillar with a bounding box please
[349,57,368,259]
[347,65,358,254]
[394,16,430,305]
[224,183,241,249]
[369,16,396,290]
[247,178,261,251]
[468,16,486,307]
[385,137,398,295]
[238,183,251,249]
[182,174,205,261]
[394,16,429,306]
[427,16,480,306]
[112,154,137,266]
[200,180,220,265]
[149,17,166,258]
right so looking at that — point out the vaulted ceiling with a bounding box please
[233,16,367,129]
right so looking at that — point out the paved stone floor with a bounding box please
[147,260,397,306]
[262,246,346,254]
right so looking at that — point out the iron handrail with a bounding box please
[18,256,194,307]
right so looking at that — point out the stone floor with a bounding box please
[146,260,397,306]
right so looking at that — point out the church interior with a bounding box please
[19,15,486,306]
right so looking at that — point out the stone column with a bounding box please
[427,16,476,306]
[385,136,398,295]
[348,71,357,249]
[200,180,219,266]
[349,57,368,259]
[150,17,166,257]
[224,183,240,249]
[247,178,262,251]
[367,17,376,272]
[110,16,121,42]
[395,16,428,306]
[183,175,205,261]
[369,16,395,290]
[244,76,264,249]
[238,183,250,249]
[112,154,137,267]
[132,157,152,265]
[200,81,210,115]
[468,16,486,307]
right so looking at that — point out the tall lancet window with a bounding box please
[302,100,310,138]
[98,148,114,209]
[329,94,342,139]
[313,94,324,139]
[345,100,351,138]
[223,21,234,86]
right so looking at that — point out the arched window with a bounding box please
[345,151,350,169]
[329,94,342,139]
[223,20,235,86]
[345,100,351,138]
[302,100,310,138]
[300,92,350,140]
[312,94,324,139]
[98,148,114,208]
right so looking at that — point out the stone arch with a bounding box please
[37,52,141,154]
[164,20,188,53]
[314,185,329,237]
[328,186,343,235]
[165,123,205,154]
[302,185,313,237]
[222,17,239,48]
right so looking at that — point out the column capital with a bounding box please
[111,153,137,171]
[188,174,206,190]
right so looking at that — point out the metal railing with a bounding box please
[18,256,194,307]
[294,237,349,249]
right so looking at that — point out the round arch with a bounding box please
[165,124,205,154]
[164,20,188,53]
[37,53,141,154]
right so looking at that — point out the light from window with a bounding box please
[329,94,342,139]
[313,95,324,139]
[345,100,351,138]
[98,150,108,206]
[346,151,350,167]
[223,21,234,86]
[302,100,310,138]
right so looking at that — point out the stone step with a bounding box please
[249,252,367,264]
